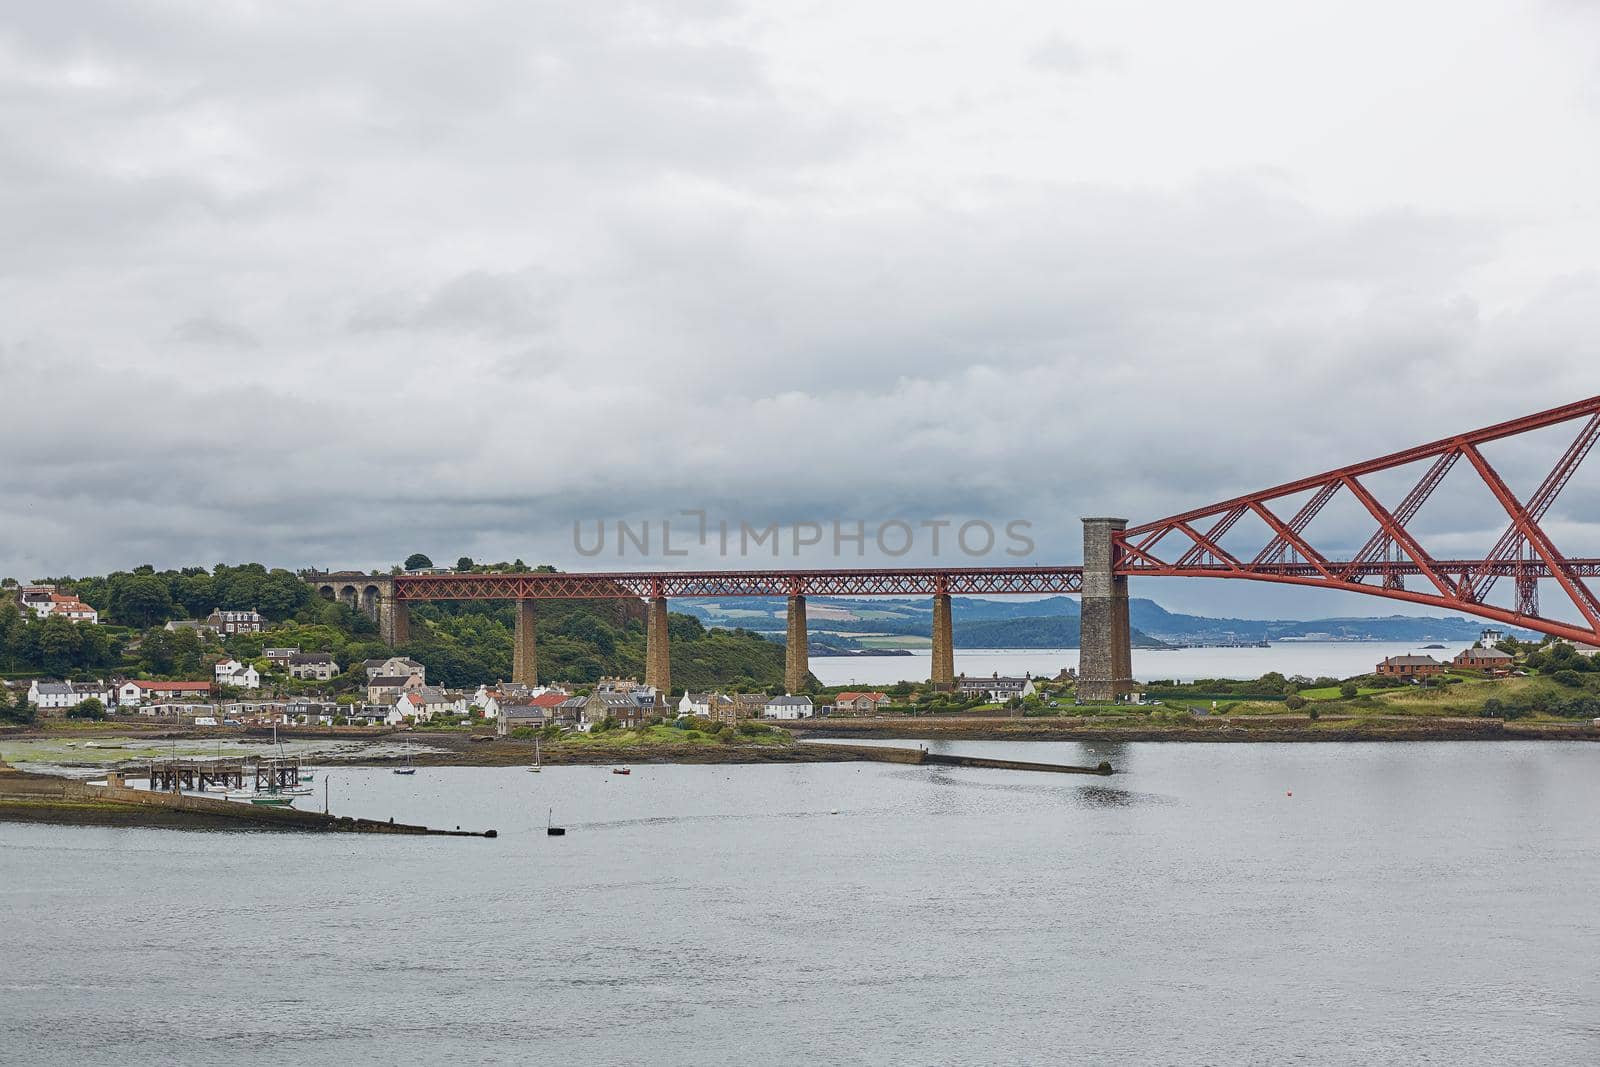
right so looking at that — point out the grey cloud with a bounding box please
[1,2,1599,630]
[172,315,259,349]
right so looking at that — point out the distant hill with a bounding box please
[678,594,1527,648]
[953,615,1168,649]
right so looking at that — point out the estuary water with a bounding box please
[3,741,1598,1065]
[808,640,1448,686]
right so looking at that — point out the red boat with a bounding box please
[612,767,631,775]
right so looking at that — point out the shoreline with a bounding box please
[780,716,1600,743]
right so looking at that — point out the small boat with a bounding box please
[394,751,417,775]
[250,795,294,807]
[612,767,631,776]
[299,773,314,783]
[546,807,565,836]
[527,737,542,773]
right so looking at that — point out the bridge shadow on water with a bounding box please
[908,766,1176,808]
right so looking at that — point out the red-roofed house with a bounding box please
[832,691,891,716]
[24,592,99,624]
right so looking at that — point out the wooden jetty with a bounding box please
[146,756,302,792]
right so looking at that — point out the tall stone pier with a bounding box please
[785,595,808,694]
[645,596,671,697]
[930,592,955,689]
[1078,517,1133,703]
[378,595,409,648]
[512,599,537,685]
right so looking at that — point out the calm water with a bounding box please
[808,640,1449,686]
[3,742,1598,1064]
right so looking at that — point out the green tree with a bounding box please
[35,615,82,675]
[170,627,204,674]
[112,573,175,627]
[140,628,176,674]
[1338,682,1358,700]
[404,554,434,570]
[456,557,475,572]
[68,696,106,720]
[1551,669,1583,688]
[177,573,216,617]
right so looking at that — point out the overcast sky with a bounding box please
[4,1,1600,618]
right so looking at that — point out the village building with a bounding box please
[134,701,217,719]
[956,674,1037,701]
[497,691,570,735]
[1375,655,1445,678]
[762,694,814,720]
[555,695,590,727]
[26,680,113,713]
[582,691,651,729]
[342,704,402,726]
[367,674,424,705]
[118,679,213,705]
[394,686,468,723]
[286,700,341,726]
[287,653,340,681]
[679,691,736,718]
[19,587,99,624]
[1453,646,1514,673]
[205,608,264,635]
[213,659,261,690]
[363,657,426,682]
[831,691,892,716]
[220,700,288,723]
[264,647,301,666]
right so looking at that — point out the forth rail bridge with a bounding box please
[308,395,1600,702]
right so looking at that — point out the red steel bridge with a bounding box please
[309,394,1600,701]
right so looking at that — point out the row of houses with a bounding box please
[18,585,98,624]
[10,583,277,634]
[1377,630,1520,678]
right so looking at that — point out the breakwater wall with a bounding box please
[0,770,494,836]
[796,742,1112,775]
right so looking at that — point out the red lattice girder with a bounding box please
[385,566,1087,601]
[1119,394,1600,647]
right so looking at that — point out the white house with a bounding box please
[394,687,468,723]
[762,695,814,720]
[21,588,99,624]
[27,680,112,711]
[214,659,261,690]
[679,691,736,717]
[955,674,1036,702]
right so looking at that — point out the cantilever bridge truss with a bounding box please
[363,394,1600,648]
[1118,395,1600,647]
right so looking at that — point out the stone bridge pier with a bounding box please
[1078,518,1133,703]
[785,594,808,694]
[513,599,537,685]
[309,572,409,647]
[645,595,671,697]
[930,591,955,689]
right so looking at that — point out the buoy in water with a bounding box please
[1286,791,1293,797]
